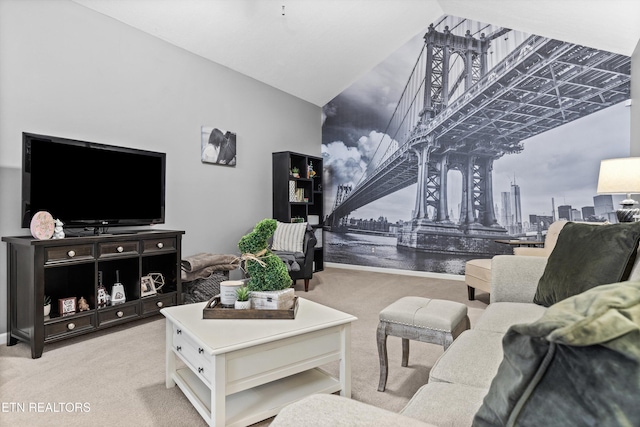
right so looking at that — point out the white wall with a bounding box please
[0,0,321,334]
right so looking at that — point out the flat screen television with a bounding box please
[22,132,166,231]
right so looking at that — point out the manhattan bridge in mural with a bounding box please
[325,16,631,260]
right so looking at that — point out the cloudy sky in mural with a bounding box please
[322,17,630,226]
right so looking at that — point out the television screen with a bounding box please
[22,133,166,230]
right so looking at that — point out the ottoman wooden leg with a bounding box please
[376,322,389,392]
[401,338,410,367]
[467,285,476,300]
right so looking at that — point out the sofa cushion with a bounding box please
[271,221,307,253]
[533,221,640,307]
[428,330,504,389]
[474,302,546,334]
[271,394,436,427]
[401,383,487,427]
[472,281,640,427]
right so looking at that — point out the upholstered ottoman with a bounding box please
[377,296,470,392]
[465,258,492,300]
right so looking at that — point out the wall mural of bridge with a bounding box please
[322,16,631,275]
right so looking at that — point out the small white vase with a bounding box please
[234,300,251,310]
[44,304,51,317]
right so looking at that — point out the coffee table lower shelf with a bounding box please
[173,366,341,427]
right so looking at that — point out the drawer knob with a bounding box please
[67,323,75,330]
[198,348,204,354]
[117,246,124,253]
[198,367,204,374]
[176,345,182,352]
[116,311,124,318]
[176,329,182,335]
[156,301,164,308]
[156,242,164,249]
[67,250,76,258]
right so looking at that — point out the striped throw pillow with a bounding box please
[272,222,307,253]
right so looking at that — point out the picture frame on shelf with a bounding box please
[58,297,77,316]
[141,275,157,297]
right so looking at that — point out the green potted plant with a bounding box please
[44,295,51,317]
[238,219,292,292]
[291,167,300,178]
[234,287,251,310]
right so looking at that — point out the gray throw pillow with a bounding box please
[533,221,640,307]
[472,281,640,427]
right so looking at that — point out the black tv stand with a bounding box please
[2,229,184,358]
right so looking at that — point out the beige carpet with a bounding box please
[0,267,489,426]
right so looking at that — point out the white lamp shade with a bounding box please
[596,157,640,194]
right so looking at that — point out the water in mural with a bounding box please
[322,15,631,275]
[324,231,473,275]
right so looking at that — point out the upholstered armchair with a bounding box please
[271,223,317,292]
[465,220,570,300]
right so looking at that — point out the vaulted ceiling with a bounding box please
[72,0,640,107]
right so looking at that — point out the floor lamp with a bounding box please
[597,157,640,222]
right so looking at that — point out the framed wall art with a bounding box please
[201,126,237,166]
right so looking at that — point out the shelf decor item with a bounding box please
[149,272,166,292]
[220,280,243,307]
[78,296,90,311]
[141,275,157,297]
[52,219,65,239]
[238,219,292,292]
[44,295,51,317]
[251,288,295,310]
[234,287,251,310]
[30,210,55,240]
[110,270,126,306]
[59,297,77,316]
[203,296,298,319]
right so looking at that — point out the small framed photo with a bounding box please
[141,275,157,297]
[59,297,77,316]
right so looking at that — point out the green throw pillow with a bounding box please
[473,281,640,427]
[533,221,640,307]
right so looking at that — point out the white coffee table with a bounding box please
[161,298,357,427]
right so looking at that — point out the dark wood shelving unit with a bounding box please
[3,229,184,358]
[272,151,324,272]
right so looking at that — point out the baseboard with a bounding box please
[324,262,465,282]
[0,332,7,346]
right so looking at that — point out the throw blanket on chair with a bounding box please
[181,253,239,281]
[274,251,301,272]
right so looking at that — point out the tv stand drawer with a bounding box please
[98,241,140,258]
[45,244,95,264]
[98,304,140,327]
[45,312,96,340]
[142,293,176,315]
[143,237,176,253]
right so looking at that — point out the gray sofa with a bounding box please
[271,224,640,426]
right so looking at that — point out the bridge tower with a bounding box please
[330,184,352,229]
[397,23,508,254]
[412,24,501,229]
[421,24,488,120]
